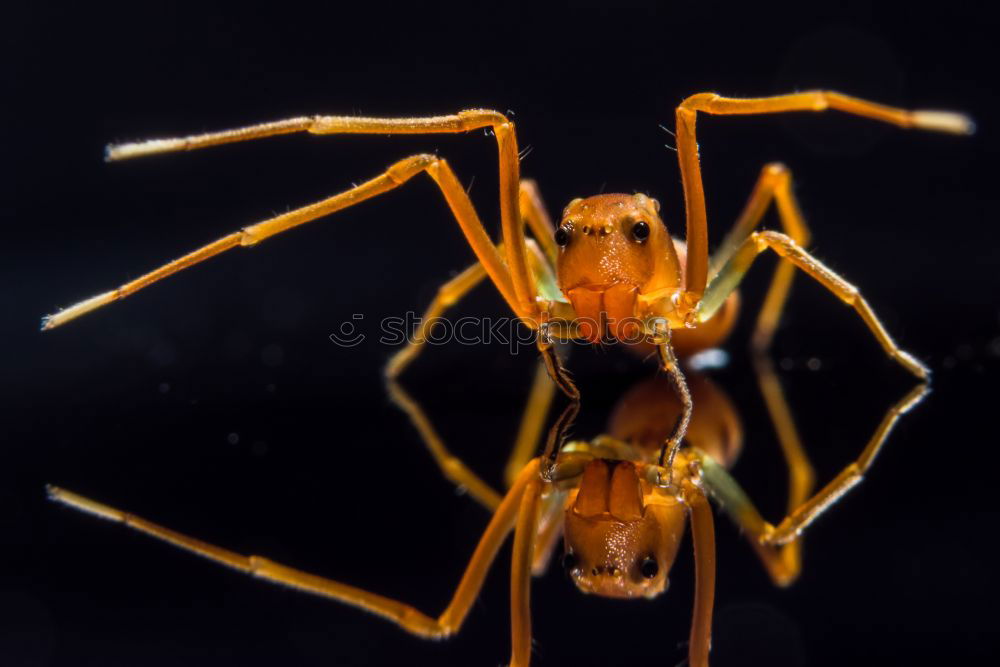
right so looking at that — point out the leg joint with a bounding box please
[399,608,451,640]
[457,109,512,131]
[386,153,439,183]
[436,290,459,308]
[762,162,790,181]
[841,283,860,302]
[238,228,259,246]
[440,456,467,479]
[678,92,720,112]
[758,229,792,245]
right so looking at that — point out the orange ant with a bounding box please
[42,91,969,473]
[43,91,964,664]
[49,355,928,666]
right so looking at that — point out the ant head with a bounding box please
[555,194,682,343]
[561,459,685,599]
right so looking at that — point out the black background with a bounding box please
[4,1,999,665]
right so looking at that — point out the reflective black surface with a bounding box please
[5,2,998,665]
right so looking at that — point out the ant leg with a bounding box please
[745,354,816,584]
[502,359,565,573]
[504,360,558,489]
[386,210,560,380]
[708,163,811,350]
[378,262,502,510]
[386,378,503,511]
[395,340,558,569]
[384,179,559,379]
[384,240,558,506]
[384,176,560,508]
[47,459,542,641]
[686,488,716,667]
[383,188,560,505]
[388,365,559,519]
[537,336,579,403]
[527,243,585,481]
[510,470,544,667]
[535,340,581,480]
[696,450,801,586]
[516,178,578,438]
[385,262,489,379]
[529,489,566,576]
[656,338,693,481]
[44,153,535,329]
[519,179,558,266]
[695,354,815,586]
[501,204,564,483]
[100,109,540,320]
[673,90,972,301]
[698,382,928,563]
[699,231,929,379]
[764,382,928,544]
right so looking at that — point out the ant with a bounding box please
[49,353,928,666]
[42,91,969,469]
[44,90,964,664]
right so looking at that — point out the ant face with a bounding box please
[562,460,685,599]
[555,194,682,342]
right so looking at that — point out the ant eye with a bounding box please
[631,221,650,243]
[555,225,571,247]
[640,556,658,579]
[562,551,579,574]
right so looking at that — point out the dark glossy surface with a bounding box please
[5,2,998,665]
